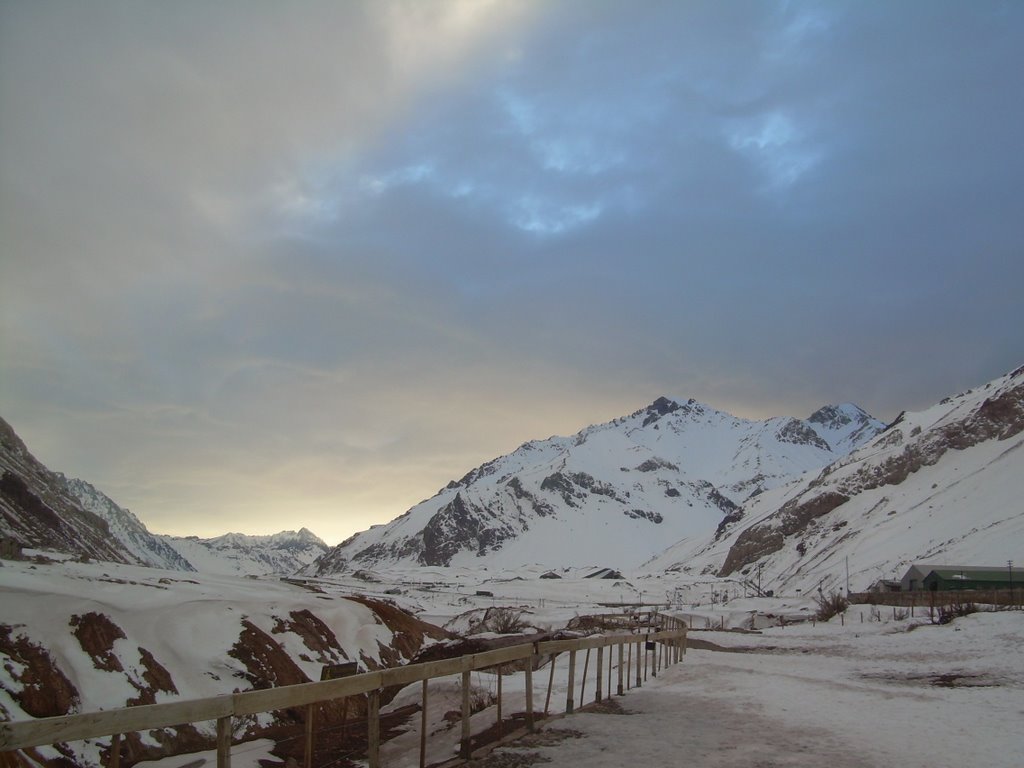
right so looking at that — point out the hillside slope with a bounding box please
[312,398,883,572]
[644,364,1024,593]
[0,558,446,765]
[0,417,150,566]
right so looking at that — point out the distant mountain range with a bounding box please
[0,418,327,576]
[308,397,885,573]
[5,363,1022,586]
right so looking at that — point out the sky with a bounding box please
[2,0,1022,545]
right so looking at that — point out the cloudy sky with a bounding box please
[2,1,1022,544]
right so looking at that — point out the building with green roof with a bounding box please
[901,564,1018,592]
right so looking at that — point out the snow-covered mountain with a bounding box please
[645,364,1024,594]
[310,398,884,573]
[162,528,329,576]
[59,474,196,571]
[1,416,328,576]
[1,417,155,566]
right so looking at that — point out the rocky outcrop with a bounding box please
[0,417,188,568]
[719,491,849,576]
[0,624,80,718]
[717,368,1024,577]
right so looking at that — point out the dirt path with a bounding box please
[467,661,876,768]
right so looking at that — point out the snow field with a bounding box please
[476,611,1024,768]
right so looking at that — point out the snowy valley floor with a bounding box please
[461,612,1023,768]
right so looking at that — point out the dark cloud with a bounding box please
[2,1,1022,542]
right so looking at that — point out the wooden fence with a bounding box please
[849,588,1021,608]
[1,619,687,768]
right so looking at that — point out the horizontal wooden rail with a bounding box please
[1,623,687,767]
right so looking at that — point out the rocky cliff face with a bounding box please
[0,416,330,575]
[717,365,1024,579]
[0,417,143,565]
[645,364,1024,594]
[60,474,195,571]
[311,397,884,572]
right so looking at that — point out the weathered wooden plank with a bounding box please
[0,626,689,756]
[0,697,234,750]
[469,644,534,669]
[380,656,465,688]
[233,672,383,716]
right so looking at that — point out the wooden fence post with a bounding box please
[496,667,503,738]
[617,642,625,695]
[108,733,121,768]
[216,716,232,768]
[635,640,642,688]
[303,704,314,768]
[626,640,632,690]
[606,644,612,700]
[367,689,381,768]
[525,655,535,732]
[566,650,577,714]
[595,647,603,703]
[545,654,556,715]
[419,679,428,768]
[584,648,592,701]
[460,670,472,759]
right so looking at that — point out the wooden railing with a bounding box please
[848,588,1021,608]
[1,619,687,768]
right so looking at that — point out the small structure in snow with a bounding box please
[0,536,23,560]
[867,579,901,593]
[585,567,624,580]
[900,564,1018,591]
[540,571,562,579]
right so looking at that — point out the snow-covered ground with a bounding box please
[467,610,1024,768]
[3,550,1022,768]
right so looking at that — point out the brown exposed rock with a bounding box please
[0,417,135,564]
[70,612,126,672]
[718,377,1024,577]
[128,647,178,706]
[719,491,851,576]
[0,624,79,717]
[273,609,350,665]
[344,596,451,667]
[229,619,310,690]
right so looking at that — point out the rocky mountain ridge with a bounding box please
[644,363,1024,593]
[162,527,329,576]
[0,416,327,576]
[310,397,885,573]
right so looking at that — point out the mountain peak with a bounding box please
[642,396,682,426]
[808,403,870,428]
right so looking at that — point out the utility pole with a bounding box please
[846,556,850,595]
[757,562,763,597]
